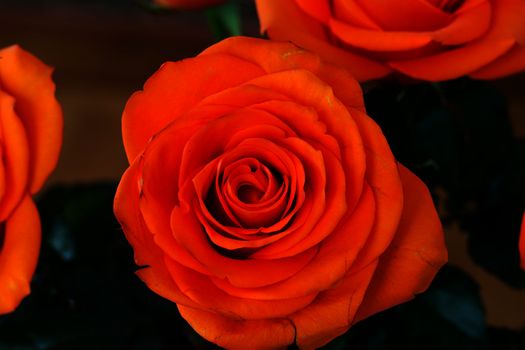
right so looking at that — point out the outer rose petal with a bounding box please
[122,54,263,162]
[258,0,525,81]
[0,90,29,221]
[352,0,452,31]
[114,158,200,309]
[471,44,525,78]
[154,0,224,9]
[178,305,296,350]
[290,260,379,349]
[354,165,447,322]
[388,38,515,81]
[0,45,62,193]
[256,0,391,81]
[0,196,40,314]
[519,213,525,270]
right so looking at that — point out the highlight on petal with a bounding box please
[0,196,40,314]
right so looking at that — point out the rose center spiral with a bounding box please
[238,185,265,204]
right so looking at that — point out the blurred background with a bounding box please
[0,0,524,349]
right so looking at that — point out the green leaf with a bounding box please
[206,1,242,40]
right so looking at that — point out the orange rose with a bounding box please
[154,0,224,9]
[114,37,447,349]
[0,46,62,314]
[520,213,525,270]
[256,0,525,82]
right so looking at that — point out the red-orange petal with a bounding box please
[165,258,318,320]
[0,90,29,221]
[114,157,200,308]
[201,36,367,112]
[122,53,264,162]
[348,108,404,268]
[431,1,491,45]
[294,0,331,24]
[170,207,318,288]
[210,185,376,301]
[355,0,452,31]
[332,0,382,30]
[0,196,40,314]
[354,165,447,322]
[329,18,433,52]
[178,305,296,350]
[388,38,515,81]
[471,44,525,79]
[0,45,62,193]
[291,259,379,349]
[255,0,391,81]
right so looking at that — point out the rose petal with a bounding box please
[329,18,434,52]
[210,185,376,300]
[170,207,319,288]
[291,259,379,349]
[389,38,515,81]
[294,0,331,24]
[389,0,525,80]
[178,305,296,350]
[245,70,367,213]
[354,165,447,322]
[0,196,40,314]
[254,0,391,81]
[122,53,264,162]
[165,258,318,320]
[431,1,491,45]
[355,0,452,31]
[332,0,382,30]
[0,91,29,221]
[348,109,404,268]
[471,44,525,78]
[114,158,206,305]
[0,46,62,193]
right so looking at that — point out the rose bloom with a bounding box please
[256,0,525,82]
[114,37,448,349]
[154,0,224,9]
[0,46,62,314]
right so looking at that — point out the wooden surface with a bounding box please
[0,0,524,330]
